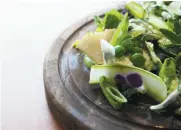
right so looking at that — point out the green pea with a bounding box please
[121,38,134,52]
[130,53,146,67]
[114,45,125,58]
[133,47,143,53]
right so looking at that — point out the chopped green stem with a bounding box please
[106,87,127,103]
[140,32,164,42]
[99,76,127,109]
[145,42,163,69]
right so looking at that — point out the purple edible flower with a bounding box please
[114,72,147,94]
[126,73,143,88]
[114,74,129,87]
[114,73,143,88]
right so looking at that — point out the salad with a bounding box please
[73,1,181,115]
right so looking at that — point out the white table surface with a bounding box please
[1,1,122,129]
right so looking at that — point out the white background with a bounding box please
[1,0,124,129]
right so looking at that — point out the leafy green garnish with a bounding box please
[158,44,177,57]
[99,76,127,109]
[174,21,181,35]
[104,9,123,29]
[94,9,123,31]
[126,1,172,31]
[110,13,129,46]
[158,57,179,94]
[159,20,181,45]
[158,20,181,57]
[160,29,181,44]
[105,15,121,29]
[121,38,134,52]
[159,57,176,79]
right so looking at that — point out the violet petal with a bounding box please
[114,74,129,87]
[126,73,143,88]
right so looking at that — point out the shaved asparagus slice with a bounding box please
[89,65,167,102]
[150,89,180,110]
[150,82,181,110]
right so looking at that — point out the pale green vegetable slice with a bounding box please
[76,29,115,64]
[89,65,167,102]
[150,88,181,110]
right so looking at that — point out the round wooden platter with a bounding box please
[43,3,181,130]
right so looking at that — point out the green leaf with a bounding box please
[117,34,132,46]
[121,38,135,52]
[105,15,121,29]
[164,44,181,55]
[103,9,123,29]
[110,13,129,46]
[165,44,181,48]
[159,28,180,44]
[159,57,176,80]
[94,9,123,31]
[158,44,177,57]
[104,9,123,22]
[174,21,181,35]
[166,19,174,29]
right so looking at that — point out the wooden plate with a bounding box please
[43,4,181,130]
